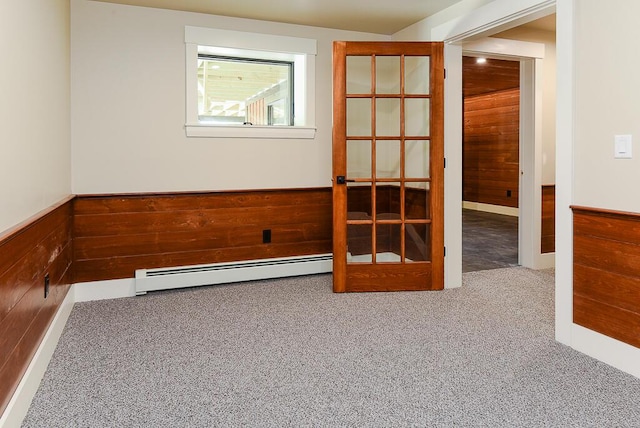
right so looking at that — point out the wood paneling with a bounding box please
[463,88,520,208]
[541,185,555,253]
[572,206,640,348]
[463,56,520,97]
[73,189,333,282]
[0,197,73,415]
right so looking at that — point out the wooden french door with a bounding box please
[332,41,444,292]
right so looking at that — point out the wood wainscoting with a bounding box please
[73,189,333,282]
[572,206,640,349]
[0,197,74,415]
[541,185,555,253]
[463,88,520,208]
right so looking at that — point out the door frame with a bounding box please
[429,1,556,290]
[462,37,552,273]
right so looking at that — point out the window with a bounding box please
[185,26,317,138]
[198,55,293,126]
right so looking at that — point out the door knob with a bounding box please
[336,176,355,184]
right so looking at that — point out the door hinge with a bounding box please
[444,246,446,257]
[444,158,446,168]
[444,68,446,79]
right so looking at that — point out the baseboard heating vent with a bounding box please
[134,253,333,295]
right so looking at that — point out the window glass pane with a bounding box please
[197,56,292,125]
[405,56,430,95]
[405,140,430,178]
[347,140,372,179]
[376,140,400,179]
[376,56,400,94]
[376,98,400,137]
[347,56,371,94]
[347,98,372,137]
[405,98,430,137]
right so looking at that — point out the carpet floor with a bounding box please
[22,268,640,427]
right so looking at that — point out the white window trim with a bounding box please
[185,26,317,139]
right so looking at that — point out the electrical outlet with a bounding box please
[263,229,272,244]
[44,273,50,298]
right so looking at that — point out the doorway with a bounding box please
[461,55,521,272]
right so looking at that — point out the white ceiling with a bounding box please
[91,0,467,35]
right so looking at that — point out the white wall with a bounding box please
[70,0,387,194]
[0,0,71,233]
[393,0,496,41]
[573,0,640,212]
[495,27,556,185]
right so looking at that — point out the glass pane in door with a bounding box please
[405,56,430,95]
[375,182,401,220]
[347,140,372,179]
[405,98,430,136]
[405,182,430,220]
[347,98,371,137]
[405,140,430,179]
[376,99,400,136]
[348,224,372,263]
[347,183,372,219]
[376,56,400,94]
[376,140,400,179]
[376,223,402,262]
[405,224,431,262]
[347,56,371,94]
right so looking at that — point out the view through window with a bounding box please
[197,55,293,126]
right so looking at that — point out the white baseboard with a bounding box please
[74,278,136,302]
[463,201,519,217]
[534,252,555,269]
[0,289,75,428]
[0,280,134,427]
[572,324,640,380]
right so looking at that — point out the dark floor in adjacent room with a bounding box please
[463,208,519,273]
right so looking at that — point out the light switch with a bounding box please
[614,134,633,159]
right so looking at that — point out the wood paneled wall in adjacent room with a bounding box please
[572,206,640,349]
[541,185,556,253]
[463,88,520,208]
[0,197,74,415]
[73,189,333,283]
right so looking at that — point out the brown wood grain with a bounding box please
[346,263,432,291]
[73,189,333,283]
[463,56,520,97]
[573,208,640,243]
[573,235,640,278]
[541,185,555,253]
[574,295,640,349]
[574,264,640,314]
[463,88,520,209]
[572,206,640,349]
[0,198,73,415]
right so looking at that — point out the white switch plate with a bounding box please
[614,134,633,159]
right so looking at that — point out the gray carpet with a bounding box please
[22,268,640,427]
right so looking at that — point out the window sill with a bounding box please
[185,124,316,139]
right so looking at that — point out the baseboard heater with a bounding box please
[134,253,333,295]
